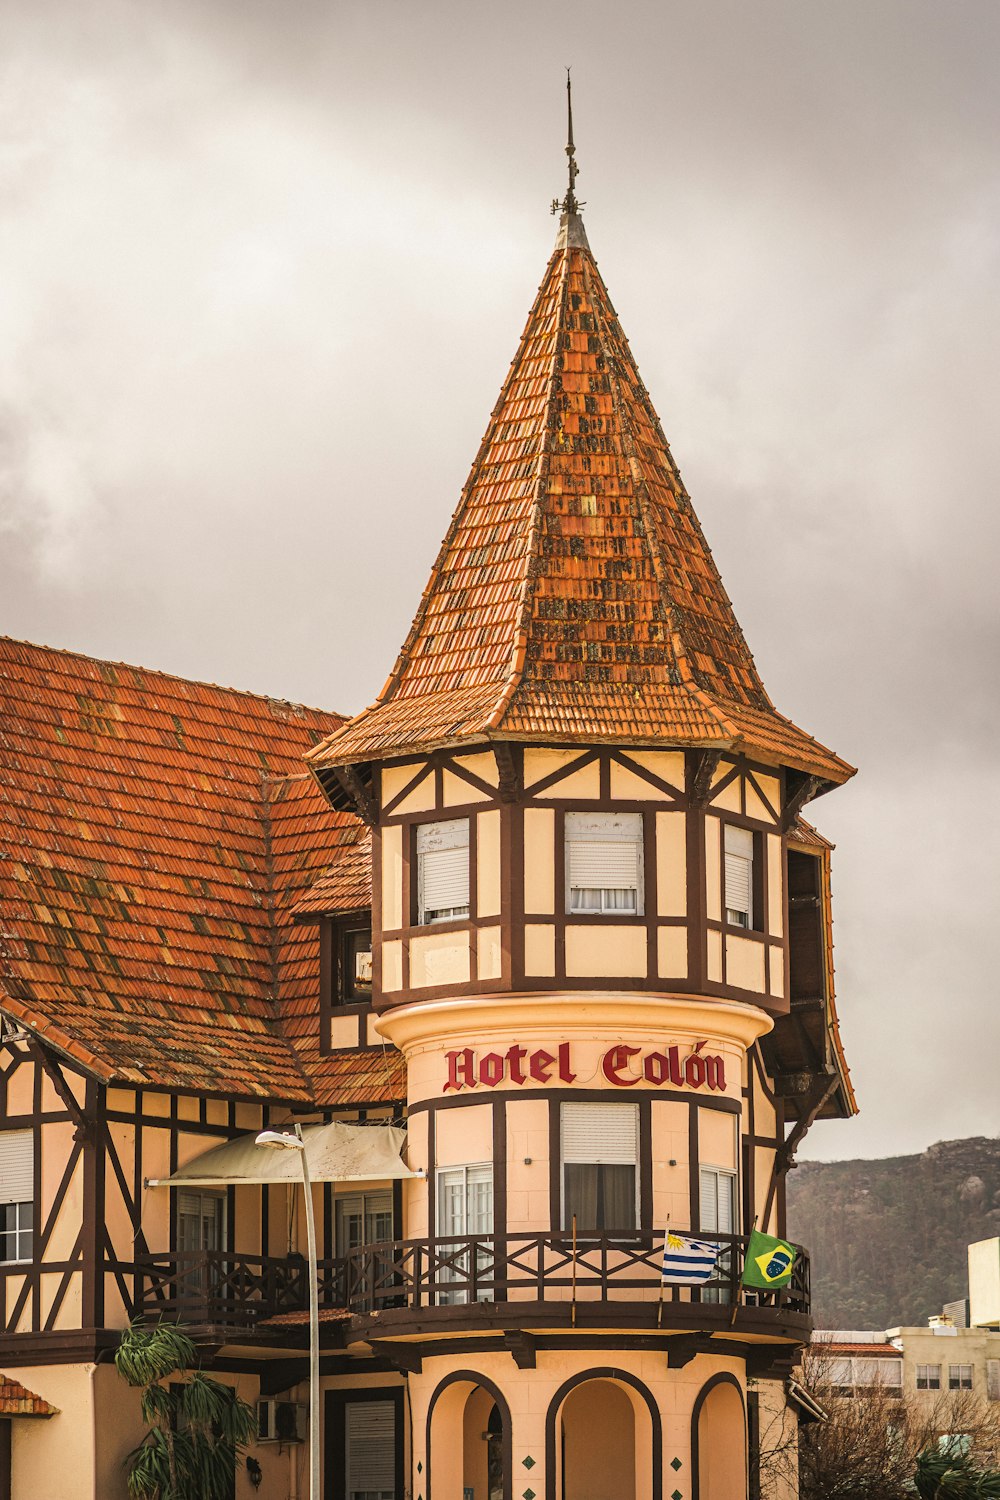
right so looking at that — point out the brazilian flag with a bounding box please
[741,1229,796,1289]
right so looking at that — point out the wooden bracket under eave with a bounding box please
[370,1339,423,1374]
[688,749,723,806]
[492,742,522,804]
[26,1039,93,1140]
[780,774,827,832]
[332,764,379,828]
[502,1328,537,1369]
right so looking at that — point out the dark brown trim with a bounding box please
[544,1366,662,1500]
[408,1088,741,1118]
[325,1384,405,1500]
[425,1369,512,1500]
[691,1371,747,1500]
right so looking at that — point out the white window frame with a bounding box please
[949,1364,974,1390]
[724,824,754,929]
[699,1163,738,1237]
[176,1188,227,1253]
[336,1190,393,1257]
[564,811,644,917]
[435,1162,493,1305]
[416,818,470,925]
[560,1102,640,1233]
[917,1363,942,1390]
[0,1130,33,1265]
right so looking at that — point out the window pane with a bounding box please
[600,1164,636,1231]
[564,1164,598,1230]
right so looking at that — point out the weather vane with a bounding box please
[551,68,584,216]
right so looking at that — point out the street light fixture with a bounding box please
[255,1124,320,1500]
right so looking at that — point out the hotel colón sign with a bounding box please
[443,1041,726,1094]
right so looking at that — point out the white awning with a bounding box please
[146,1121,419,1188]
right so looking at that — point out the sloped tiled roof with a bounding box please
[292,825,372,918]
[0,1374,57,1417]
[0,636,364,1101]
[308,213,854,790]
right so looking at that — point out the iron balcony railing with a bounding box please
[132,1231,809,1329]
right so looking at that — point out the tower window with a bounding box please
[0,1130,33,1264]
[416,819,470,925]
[561,1102,638,1232]
[724,824,754,928]
[565,812,644,916]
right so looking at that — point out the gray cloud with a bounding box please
[1,0,998,1159]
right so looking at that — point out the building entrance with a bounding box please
[559,1380,636,1500]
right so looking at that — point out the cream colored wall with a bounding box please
[437,1103,492,1168]
[11,1364,102,1500]
[651,1099,691,1232]
[409,1346,753,1500]
[523,808,555,913]
[565,925,646,978]
[697,1378,747,1500]
[410,930,471,987]
[561,1379,636,1500]
[754,1378,800,1500]
[886,1325,1000,1397]
[477,810,501,918]
[505,1097,550,1233]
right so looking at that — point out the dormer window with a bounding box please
[724,825,754,928]
[416,819,470,925]
[341,925,373,1001]
[565,812,644,916]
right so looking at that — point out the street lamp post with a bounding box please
[255,1125,320,1500]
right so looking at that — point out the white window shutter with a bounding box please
[0,1131,33,1204]
[346,1400,396,1494]
[565,812,643,912]
[699,1166,736,1233]
[562,1103,638,1165]
[724,825,753,921]
[417,819,469,917]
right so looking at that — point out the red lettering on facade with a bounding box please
[530,1049,555,1083]
[443,1048,477,1093]
[442,1041,725,1093]
[642,1051,669,1085]
[602,1044,641,1086]
[505,1044,527,1085]
[479,1052,505,1088]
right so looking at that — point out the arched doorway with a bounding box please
[561,1379,635,1500]
[426,1372,511,1500]
[693,1374,746,1500]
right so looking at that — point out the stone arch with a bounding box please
[544,1367,662,1500]
[691,1372,746,1500]
[425,1369,513,1500]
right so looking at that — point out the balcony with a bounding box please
[134,1231,809,1336]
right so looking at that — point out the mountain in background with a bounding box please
[786,1137,1000,1329]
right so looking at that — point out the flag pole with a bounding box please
[730,1215,757,1329]
[571,1213,578,1328]
[657,1215,668,1328]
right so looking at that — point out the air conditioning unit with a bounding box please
[256,1399,306,1445]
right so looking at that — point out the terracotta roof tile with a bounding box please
[308,216,853,788]
[0,1374,57,1416]
[0,637,352,1101]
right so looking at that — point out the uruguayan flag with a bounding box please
[661,1232,720,1285]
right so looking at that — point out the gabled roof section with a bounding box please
[0,636,351,1101]
[308,212,853,791]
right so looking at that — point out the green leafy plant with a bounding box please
[115,1321,257,1500]
[913,1447,1000,1500]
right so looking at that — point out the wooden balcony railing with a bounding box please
[136,1250,309,1330]
[133,1232,810,1331]
[337,1231,811,1316]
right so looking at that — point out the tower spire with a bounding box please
[552,68,583,218]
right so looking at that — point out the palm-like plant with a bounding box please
[116,1321,257,1500]
[913,1448,1000,1500]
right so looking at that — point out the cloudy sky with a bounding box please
[2,1,998,1162]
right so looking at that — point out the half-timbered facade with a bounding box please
[0,136,855,1500]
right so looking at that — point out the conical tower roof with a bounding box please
[309,208,853,793]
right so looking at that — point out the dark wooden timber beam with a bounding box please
[332,765,378,828]
[689,750,723,806]
[781,774,826,832]
[370,1339,423,1373]
[665,1334,702,1369]
[493,742,522,803]
[27,1040,91,1139]
[502,1329,536,1369]
[777,1073,841,1175]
